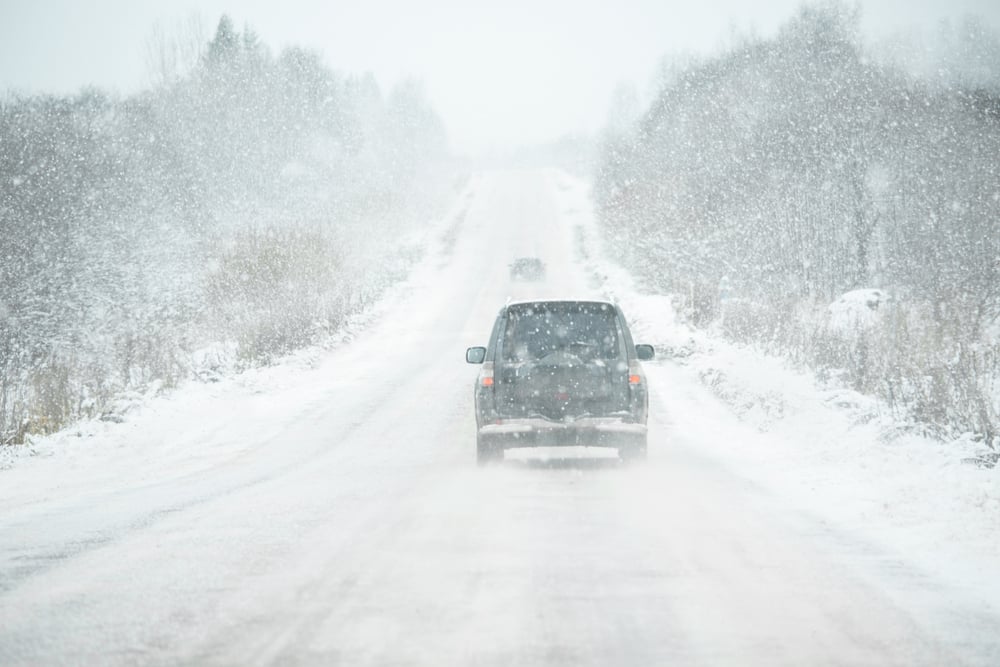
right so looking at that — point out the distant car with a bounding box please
[465,299,654,464]
[508,257,546,281]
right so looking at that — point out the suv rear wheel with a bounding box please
[618,438,648,464]
[476,434,504,466]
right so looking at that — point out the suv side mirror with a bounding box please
[466,346,487,364]
[635,344,654,361]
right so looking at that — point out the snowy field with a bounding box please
[1,169,999,665]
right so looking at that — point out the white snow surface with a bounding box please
[1,169,999,666]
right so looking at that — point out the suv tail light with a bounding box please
[480,362,495,387]
[628,360,643,385]
[626,359,648,423]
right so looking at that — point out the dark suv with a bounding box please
[465,300,654,464]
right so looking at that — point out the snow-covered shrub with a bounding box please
[717,298,776,345]
[865,307,999,443]
[827,289,887,334]
[205,226,343,363]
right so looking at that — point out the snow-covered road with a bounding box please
[1,170,998,665]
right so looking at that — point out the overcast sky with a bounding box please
[1,0,998,154]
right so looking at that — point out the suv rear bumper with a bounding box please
[478,418,646,448]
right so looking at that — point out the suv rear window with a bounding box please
[501,302,621,362]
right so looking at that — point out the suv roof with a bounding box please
[503,298,617,309]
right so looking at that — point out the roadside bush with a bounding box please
[719,298,785,346]
[865,309,999,443]
[778,297,999,445]
[205,226,343,363]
